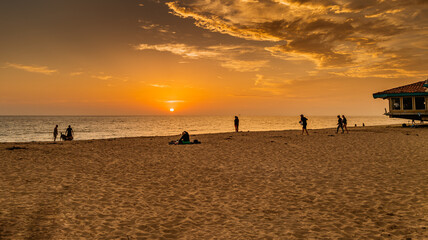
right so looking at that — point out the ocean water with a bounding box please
[0,115,407,143]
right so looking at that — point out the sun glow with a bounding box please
[170,108,175,112]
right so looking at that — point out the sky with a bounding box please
[0,0,427,115]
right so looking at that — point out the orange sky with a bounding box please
[1,0,427,115]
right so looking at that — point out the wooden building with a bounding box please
[373,80,428,120]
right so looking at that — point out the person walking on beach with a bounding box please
[53,125,58,142]
[342,115,349,133]
[300,114,309,135]
[234,116,239,132]
[336,115,344,134]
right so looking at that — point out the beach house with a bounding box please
[373,80,428,121]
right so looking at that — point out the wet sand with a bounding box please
[0,126,427,239]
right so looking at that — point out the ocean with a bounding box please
[0,115,407,143]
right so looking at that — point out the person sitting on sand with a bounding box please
[178,131,190,144]
[169,131,201,145]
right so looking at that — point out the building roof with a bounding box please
[373,80,428,99]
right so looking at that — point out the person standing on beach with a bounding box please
[234,116,239,132]
[65,125,74,140]
[53,125,58,142]
[336,115,344,134]
[342,115,349,133]
[300,114,309,135]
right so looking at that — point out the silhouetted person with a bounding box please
[234,116,239,132]
[362,123,365,127]
[65,125,74,139]
[336,115,344,134]
[53,125,58,142]
[342,115,349,133]
[300,114,309,135]
[169,131,201,145]
[178,131,190,144]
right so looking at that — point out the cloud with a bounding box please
[4,62,57,75]
[166,1,283,42]
[91,75,113,80]
[229,73,295,97]
[165,0,428,77]
[140,23,160,30]
[220,60,268,72]
[90,73,130,83]
[253,74,293,93]
[136,43,220,59]
[265,46,312,61]
[139,20,176,34]
[70,71,83,76]
[136,43,268,72]
[150,84,169,88]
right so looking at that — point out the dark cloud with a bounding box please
[344,0,380,11]
[166,0,427,76]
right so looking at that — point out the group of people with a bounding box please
[236,114,351,136]
[172,116,239,145]
[336,115,349,134]
[299,114,349,135]
[54,115,353,143]
[53,125,74,141]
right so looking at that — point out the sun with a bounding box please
[170,108,174,112]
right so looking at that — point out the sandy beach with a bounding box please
[0,125,427,239]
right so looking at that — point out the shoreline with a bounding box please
[0,115,408,143]
[0,123,411,144]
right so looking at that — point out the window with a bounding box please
[415,97,426,110]
[403,97,413,110]
[391,98,401,110]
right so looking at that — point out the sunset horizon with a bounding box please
[1,0,427,116]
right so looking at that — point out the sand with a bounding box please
[0,125,427,239]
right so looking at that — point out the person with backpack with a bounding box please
[300,114,309,135]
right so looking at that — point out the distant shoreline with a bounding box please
[0,124,411,144]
